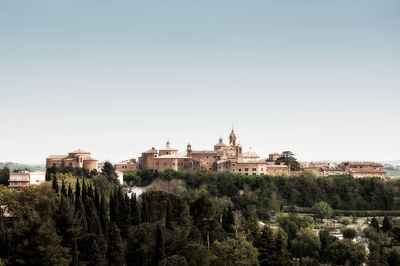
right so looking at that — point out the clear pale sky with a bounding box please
[1,0,399,164]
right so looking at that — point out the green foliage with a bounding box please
[370,217,380,231]
[0,168,10,186]
[326,239,366,265]
[160,255,188,266]
[275,151,301,171]
[291,228,321,259]
[107,223,125,266]
[11,211,71,265]
[211,237,259,266]
[343,228,357,239]
[382,216,393,232]
[311,201,333,220]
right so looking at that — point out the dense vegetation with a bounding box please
[125,170,400,216]
[1,167,400,265]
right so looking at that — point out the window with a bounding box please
[261,168,263,171]
[252,173,256,176]
[166,152,169,155]
[164,163,167,166]
[239,168,241,172]
[252,168,256,171]
[245,173,249,176]
[245,168,249,171]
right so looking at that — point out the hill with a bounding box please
[0,162,45,172]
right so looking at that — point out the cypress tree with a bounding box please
[370,217,380,231]
[130,194,140,226]
[82,177,87,201]
[222,205,235,234]
[255,225,275,266]
[75,178,81,211]
[154,224,166,266]
[382,216,393,232]
[117,191,130,236]
[107,223,125,266]
[61,178,67,198]
[110,190,120,224]
[52,174,59,194]
[94,185,100,211]
[99,194,109,239]
[87,185,93,199]
[68,183,73,200]
[166,198,173,229]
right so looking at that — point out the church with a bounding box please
[137,128,290,176]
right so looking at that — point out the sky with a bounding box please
[0,0,399,164]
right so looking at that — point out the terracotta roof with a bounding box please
[241,152,260,158]
[191,150,217,154]
[47,155,67,159]
[155,154,190,159]
[143,148,158,154]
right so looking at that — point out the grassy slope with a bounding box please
[0,162,45,172]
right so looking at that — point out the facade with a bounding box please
[115,158,138,173]
[9,171,30,189]
[339,161,386,179]
[138,129,290,176]
[46,149,98,171]
[300,161,386,178]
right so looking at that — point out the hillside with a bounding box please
[384,164,400,178]
[0,162,45,172]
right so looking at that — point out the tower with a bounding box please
[187,143,192,157]
[229,127,237,146]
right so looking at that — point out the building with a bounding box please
[138,128,290,176]
[300,161,386,178]
[339,161,386,179]
[115,158,138,173]
[9,171,30,189]
[46,149,98,171]
[8,171,46,189]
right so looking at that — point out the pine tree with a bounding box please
[52,174,59,194]
[61,178,67,198]
[255,225,275,266]
[107,223,125,266]
[154,224,166,266]
[11,211,71,265]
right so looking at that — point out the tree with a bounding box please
[107,223,125,266]
[61,178,67,198]
[222,205,235,234]
[291,228,321,259]
[312,201,332,221]
[254,225,275,266]
[154,224,166,266]
[160,255,188,266]
[382,216,393,232]
[343,228,357,239]
[0,167,10,186]
[68,183,73,200]
[52,174,59,194]
[326,239,366,266]
[102,162,118,183]
[275,151,300,171]
[211,237,259,266]
[370,217,380,232]
[11,211,71,265]
[179,243,210,266]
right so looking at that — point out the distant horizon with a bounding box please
[1,1,399,164]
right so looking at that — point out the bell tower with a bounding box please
[229,126,237,146]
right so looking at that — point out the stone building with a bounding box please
[46,149,98,171]
[9,171,30,189]
[338,161,386,179]
[115,158,139,173]
[138,128,290,176]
